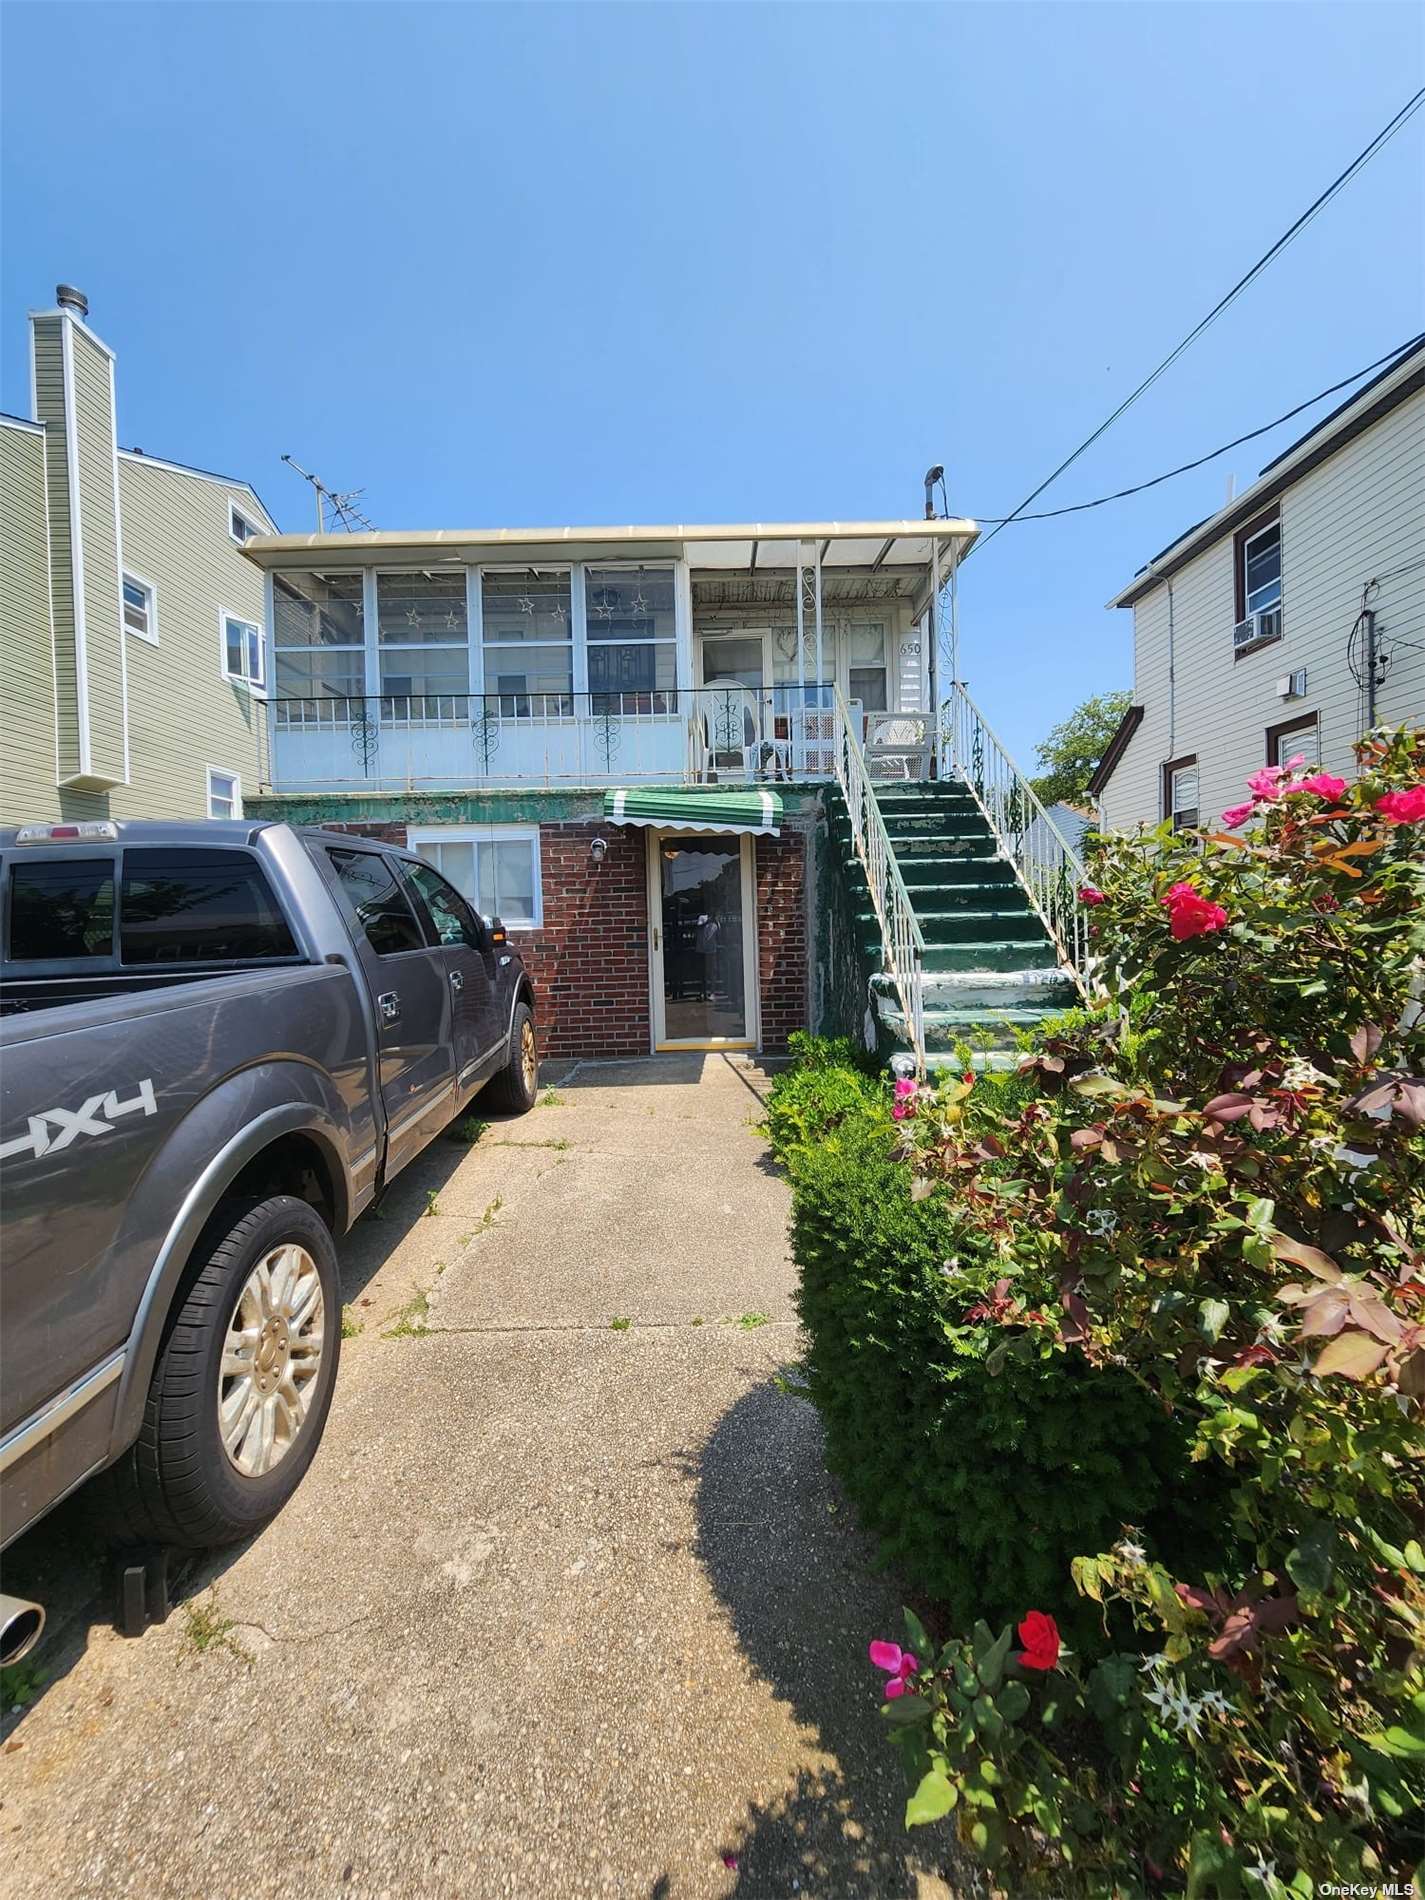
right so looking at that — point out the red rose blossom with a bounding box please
[1161,881,1229,942]
[1078,885,1106,906]
[1017,1610,1061,1671]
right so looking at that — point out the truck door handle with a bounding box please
[377,990,401,1023]
[449,970,464,993]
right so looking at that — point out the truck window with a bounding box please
[7,859,116,960]
[120,849,299,964]
[400,860,485,951]
[327,848,425,957]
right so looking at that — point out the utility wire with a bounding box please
[969,87,1425,556]
[969,332,1423,525]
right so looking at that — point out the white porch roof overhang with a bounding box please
[240,518,979,582]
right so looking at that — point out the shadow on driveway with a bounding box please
[687,1377,971,1898]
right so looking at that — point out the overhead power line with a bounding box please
[970,86,1425,557]
[969,332,1423,525]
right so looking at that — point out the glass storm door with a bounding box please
[649,833,757,1049]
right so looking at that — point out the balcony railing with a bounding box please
[260,687,866,792]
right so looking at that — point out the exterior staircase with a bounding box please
[828,777,1080,1068]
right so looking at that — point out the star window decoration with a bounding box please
[445,611,461,632]
[518,594,535,616]
[630,591,649,617]
[406,606,421,627]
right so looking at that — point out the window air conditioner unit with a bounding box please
[1232,605,1282,652]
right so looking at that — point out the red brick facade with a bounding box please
[316,816,808,1059]
[755,829,809,1053]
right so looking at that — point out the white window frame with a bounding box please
[206,765,243,820]
[122,569,158,645]
[406,823,543,930]
[373,568,473,716]
[229,501,262,547]
[219,605,266,693]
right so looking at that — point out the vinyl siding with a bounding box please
[69,324,126,785]
[30,316,81,781]
[113,456,267,818]
[0,422,57,822]
[1102,386,1425,831]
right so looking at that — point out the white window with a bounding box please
[1164,757,1199,831]
[1268,715,1320,769]
[229,502,262,546]
[407,824,542,930]
[122,571,157,644]
[220,608,265,690]
[847,621,889,713]
[206,767,242,819]
[1242,522,1282,616]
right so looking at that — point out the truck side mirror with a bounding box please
[488,917,508,947]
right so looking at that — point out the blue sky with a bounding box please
[3,1,1422,765]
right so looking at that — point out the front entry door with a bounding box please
[648,832,758,1050]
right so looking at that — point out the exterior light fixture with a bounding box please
[589,836,608,865]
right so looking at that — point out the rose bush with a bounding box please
[792,730,1425,1893]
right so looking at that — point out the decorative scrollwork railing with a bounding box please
[945,683,1091,994]
[831,688,926,1073]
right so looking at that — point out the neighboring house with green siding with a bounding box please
[0,284,275,826]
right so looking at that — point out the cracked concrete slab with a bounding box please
[0,1056,962,1900]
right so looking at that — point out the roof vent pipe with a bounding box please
[923,463,944,520]
[55,283,89,319]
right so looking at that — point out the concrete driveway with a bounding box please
[1,1056,959,1900]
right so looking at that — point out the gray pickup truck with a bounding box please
[0,819,536,1642]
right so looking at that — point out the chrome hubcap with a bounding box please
[521,1020,537,1092]
[218,1244,325,1478]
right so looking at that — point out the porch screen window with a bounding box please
[273,571,365,711]
[585,566,677,709]
[481,571,573,716]
[847,622,889,713]
[377,573,469,717]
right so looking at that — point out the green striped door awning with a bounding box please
[603,787,783,836]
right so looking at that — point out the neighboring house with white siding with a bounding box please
[0,284,275,826]
[1091,339,1424,830]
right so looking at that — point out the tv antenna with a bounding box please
[280,454,376,533]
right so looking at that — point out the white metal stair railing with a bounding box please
[945,682,1092,995]
[831,689,927,1071]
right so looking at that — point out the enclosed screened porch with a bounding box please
[243,520,976,794]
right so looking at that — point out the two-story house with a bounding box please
[1092,338,1424,829]
[0,285,275,826]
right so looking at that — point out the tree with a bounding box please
[1030,690,1131,807]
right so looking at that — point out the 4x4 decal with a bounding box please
[0,1079,158,1163]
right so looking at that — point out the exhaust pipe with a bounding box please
[0,1593,45,1665]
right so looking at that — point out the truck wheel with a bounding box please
[106,1195,341,1549]
[483,1002,538,1115]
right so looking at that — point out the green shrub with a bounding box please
[790,1105,1208,1649]
[763,1031,882,1176]
[857,727,1425,1892]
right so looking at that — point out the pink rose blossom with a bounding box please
[1244,765,1287,802]
[1295,772,1347,801]
[1162,881,1229,942]
[1078,885,1105,906]
[868,1639,920,1698]
[1377,786,1425,824]
[1220,802,1255,829]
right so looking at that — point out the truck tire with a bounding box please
[106,1194,341,1549]
[483,1001,539,1115]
